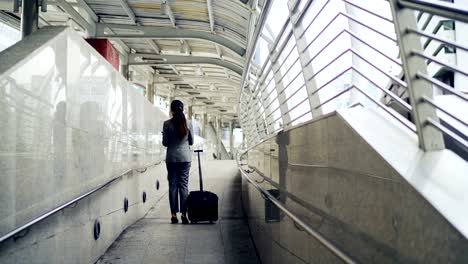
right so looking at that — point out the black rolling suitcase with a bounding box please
[186,150,219,223]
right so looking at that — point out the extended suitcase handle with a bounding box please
[194,150,203,192]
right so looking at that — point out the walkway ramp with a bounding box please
[97,160,259,264]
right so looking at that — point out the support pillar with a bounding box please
[229,121,234,158]
[146,76,154,104]
[203,112,208,138]
[270,47,291,127]
[21,0,39,39]
[188,105,193,121]
[388,0,445,151]
[216,116,222,159]
[120,64,129,80]
[119,54,130,80]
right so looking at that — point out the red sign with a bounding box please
[85,39,120,70]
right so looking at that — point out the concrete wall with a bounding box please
[0,164,169,264]
[242,110,468,264]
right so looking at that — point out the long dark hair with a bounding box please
[170,100,188,139]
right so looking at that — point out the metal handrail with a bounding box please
[399,0,468,23]
[416,72,468,101]
[352,67,411,112]
[426,117,468,149]
[0,160,163,243]
[270,30,295,64]
[342,0,394,23]
[235,157,358,264]
[353,85,417,132]
[350,49,408,88]
[421,96,468,128]
[286,110,311,126]
[274,57,301,87]
[314,86,354,109]
[407,28,468,54]
[412,50,468,78]
[311,66,353,96]
[298,0,331,40]
[301,12,397,55]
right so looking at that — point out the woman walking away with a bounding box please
[163,100,193,224]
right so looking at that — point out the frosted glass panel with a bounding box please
[0,21,20,52]
[0,27,167,236]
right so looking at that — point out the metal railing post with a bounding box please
[269,49,292,127]
[288,0,323,118]
[250,93,266,139]
[259,88,275,134]
[146,75,154,104]
[242,89,259,144]
[21,0,39,38]
[388,0,445,151]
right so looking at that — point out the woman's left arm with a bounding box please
[162,121,169,147]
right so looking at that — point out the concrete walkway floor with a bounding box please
[97,160,260,264]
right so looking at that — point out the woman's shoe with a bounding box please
[181,215,189,224]
[171,216,178,224]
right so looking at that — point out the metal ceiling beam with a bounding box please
[191,102,237,106]
[154,76,239,85]
[169,65,181,76]
[207,0,215,32]
[118,0,138,24]
[95,24,246,56]
[115,0,162,57]
[174,90,237,97]
[161,0,176,27]
[64,0,130,57]
[215,44,223,60]
[75,0,98,22]
[155,81,238,88]
[116,0,175,94]
[54,0,95,35]
[105,26,130,54]
[160,1,192,58]
[197,65,206,76]
[129,54,243,75]
[180,40,191,55]
[147,40,161,54]
[223,68,231,79]
[155,74,226,80]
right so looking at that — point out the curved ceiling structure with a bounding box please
[0,0,269,119]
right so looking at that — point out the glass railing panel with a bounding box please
[0,27,167,237]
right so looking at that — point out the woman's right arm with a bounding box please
[162,121,169,147]
[188,123,194,146]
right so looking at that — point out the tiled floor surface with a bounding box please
[97,160,259,264]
